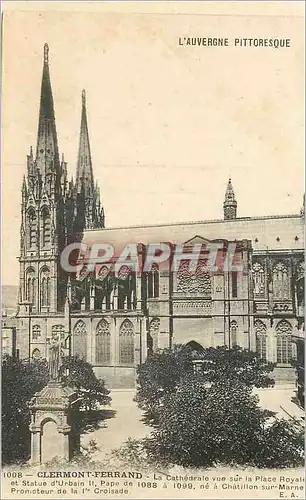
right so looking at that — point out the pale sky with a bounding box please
[1,2,304,286]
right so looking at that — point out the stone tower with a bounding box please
[19,44,67,313]
[223,177,237,220]
[18,44,105,319]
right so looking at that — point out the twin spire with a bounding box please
[35,44,236,226]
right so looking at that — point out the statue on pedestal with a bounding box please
[48,333,64,382]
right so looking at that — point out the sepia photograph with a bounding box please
[1,1,305,499]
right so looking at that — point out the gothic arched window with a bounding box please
[27,209,37,248]
[276,320,292,364]
[119,319,134,365]
[272,262,290,299]
[32,348,41,359]
[96,319,111,364]
[73,320,87,360]
[148,317,160,354]
[254,320,267,360]
[177,260,211,295]
[52,324,65,339]
[230,320,238,347]
[26,268,36,305]
[252,262,266,296]
[147,264,159,298]
[40,268,50,308]
[41,207,51,247]
[32,325,41,340]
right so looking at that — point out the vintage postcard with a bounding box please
[1,1,305,499]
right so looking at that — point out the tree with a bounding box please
[144,376,304,468]
[60,356,111,411]
[135,345,195,426]
[2,354,111,465]
[196,345,275,388]
[135,344,275,426]
[2,355,49,464]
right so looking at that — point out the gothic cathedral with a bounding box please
[16,45,304,388]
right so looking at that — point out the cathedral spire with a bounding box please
[76,89,94,197]
[35,43,60,182]
[223,177,237,220]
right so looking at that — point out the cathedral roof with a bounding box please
[82,214,304,254]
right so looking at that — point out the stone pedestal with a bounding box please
[29,382,79,465]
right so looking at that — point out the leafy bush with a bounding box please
[136,344,275,427]
[135,345,195,426]
[2,356,49,464]
[144,376,304,468]
[111,438,149,469]
[136,344,303,468]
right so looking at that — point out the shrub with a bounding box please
[2,356,48,464]
[136,344,275,427]
[144,376,304,468]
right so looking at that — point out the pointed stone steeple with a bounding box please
[35,43,60,183]
[223,177,237,220]
[76,90,94,197]
[75,90,105,229]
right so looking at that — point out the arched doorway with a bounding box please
[186,340,204,354]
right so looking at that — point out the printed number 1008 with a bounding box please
[3,472,23,478]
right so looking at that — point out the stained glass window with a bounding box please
[177,260,211,295]
[40,268,50,307]
[147,264,159,298]
[52,324,65,339]
[73,320,87,360]
[276,320,292,364]
[252,262,266,296]
[254,320,267,360]
[96,319,111,364]
[272,262,290,299]
[119,319,134,365]
[32,325,41,340]
[26,268,35,304]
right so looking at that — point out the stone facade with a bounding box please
[15,45,305,388]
